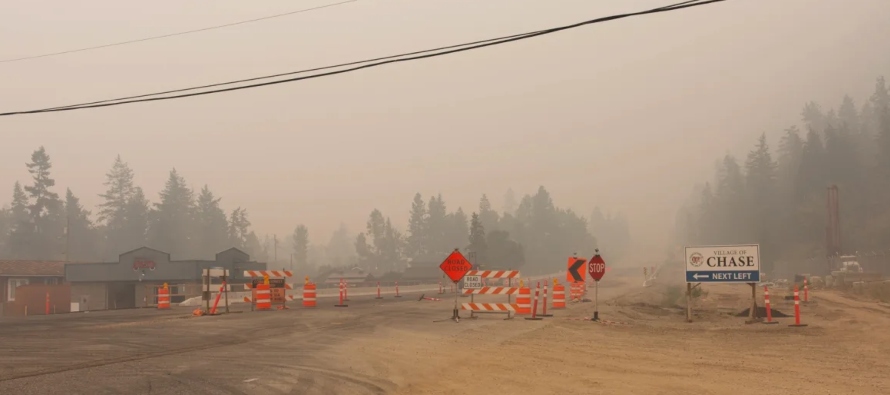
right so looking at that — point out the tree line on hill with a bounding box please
[674,76,890,275]
[0,150,268,262]
[0,148,633,276]
[345,187,632,275]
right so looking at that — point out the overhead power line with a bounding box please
[0,0,727,117]
[0,0,358,64]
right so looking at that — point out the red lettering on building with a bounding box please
[133,259,156,270]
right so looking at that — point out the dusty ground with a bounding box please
[1,267,888,394]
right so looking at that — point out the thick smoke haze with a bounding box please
[2,0,889,262]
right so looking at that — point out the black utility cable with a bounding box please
[0,0,727,117]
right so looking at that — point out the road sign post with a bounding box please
[439,249,473,323]
[685,244,761,323]
[567,256,589,302]
[588,250,606,321]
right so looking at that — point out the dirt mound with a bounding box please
[734,305,791,318]
[610,282,685,309]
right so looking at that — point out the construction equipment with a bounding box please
[829,254,883,288]
[823,187,883,288]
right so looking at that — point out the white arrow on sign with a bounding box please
[692,273,709,280]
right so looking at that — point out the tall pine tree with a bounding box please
[291,224,309,273]
[194,185,229,257]
[149,169,195,258]
[98,155,136,256]
[24,147,63,259]
[468,212,487,266]
[405,193,428,260]
[7,182,33,258]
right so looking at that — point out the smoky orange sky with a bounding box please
[2,0,889,259]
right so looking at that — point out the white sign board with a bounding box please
[685,244,760,283]
[463,275,483,289]
[207,268,229,277]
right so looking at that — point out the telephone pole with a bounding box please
[65,215,70,262]
[273,235,278,264]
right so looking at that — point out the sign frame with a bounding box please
[251,278,286,288]
[133,258,156,271]
[588,254,606,282]
[462,275,483,289]
[683,244,761,323]
[439,250,473,283]
[566,257,587,283]
[684,244,761,284]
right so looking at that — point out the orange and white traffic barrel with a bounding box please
[157,285,170,310]
[570,282,582,302]
[302,283,316,308]
[552,283,566,309]
[255,283,272,311]
[516,286,531,315]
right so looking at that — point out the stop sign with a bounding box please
[588,254,606,281]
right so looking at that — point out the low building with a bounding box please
[0,260,69,316]
[65,247,265,311]
[401,264,447,285]
[317,267,374,287]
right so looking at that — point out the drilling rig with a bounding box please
[825,185,883,287]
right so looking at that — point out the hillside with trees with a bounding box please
[0,149,632,276]
[350,187,632,275]
[674,76,890,276]
[0,151,269,262]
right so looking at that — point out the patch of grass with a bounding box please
[662,285,683,307]
[691,286,708,299]
[658,285,708,309]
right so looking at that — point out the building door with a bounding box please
[107,282,137,309]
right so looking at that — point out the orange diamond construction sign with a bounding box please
[439,250,473,283]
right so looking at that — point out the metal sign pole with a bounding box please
[204,268,210,313]
[452,280,460,323]
[223,273,230,313]
[593,280,600,321]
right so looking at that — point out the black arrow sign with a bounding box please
[568,258,585,282]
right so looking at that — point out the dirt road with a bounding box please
[1,272,887,394]
[334,273,890,395]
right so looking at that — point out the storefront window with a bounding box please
[7,278,29,301]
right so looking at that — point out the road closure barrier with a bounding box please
[335,279,348,307]
[525,282,544,321]
[461,269,521,319]
[243,270,295,309]
[804,278,809,303]
[303,283,316,308]
[789,285,807,327]
[570,282,582,302]
[539,283,553,317]
[254,283,272,311]
[157,285,171,310]
[762,285,777,325]
[516,286,531,315]
[552,282,566,309]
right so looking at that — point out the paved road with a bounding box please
[0,289,450,395]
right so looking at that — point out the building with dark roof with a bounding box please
[316,267,375,287]
[0,259,69,315]
[401,264,446,285]
[65,247,265,311]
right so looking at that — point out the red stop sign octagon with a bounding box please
[588,254,606,281]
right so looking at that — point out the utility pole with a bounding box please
[273,234,278,265]
[65,215,70,262]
